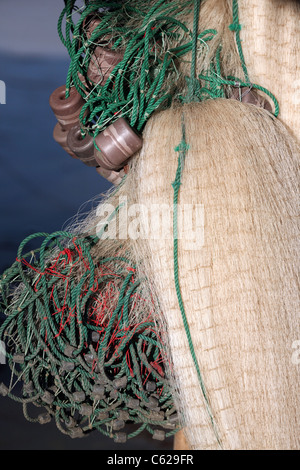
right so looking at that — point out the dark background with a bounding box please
[0,0,173,451]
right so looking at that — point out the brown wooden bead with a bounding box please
[84,16,102,40]
[83,15,115,50]
[53,123,78,159]
[230,86,272,112]
[67,125,98,166]
[94,118,143,170]
[96,166,125,185]
[84,15,120,85]
[87,46,124,86]
[49,85,85,130]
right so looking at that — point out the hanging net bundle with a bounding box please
[0,0,282,446]
[55,0,278,154]
[0,232,178,442]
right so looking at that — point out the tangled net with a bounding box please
[0,232,179,443]
[59,0,195,141]
[58,0,278,146]
[0,0,281,446]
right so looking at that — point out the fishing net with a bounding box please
[0,231,178,442]
[0,0,279,445]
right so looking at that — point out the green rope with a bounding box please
[1,0,282,446]
[57,0,279,140]
[186,0,201,101]
[59,0,196,137]
[229,0,249,83]
[0,232,180,442]
[171,115,222,447]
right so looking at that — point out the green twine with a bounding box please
[229,0,249,83]
[0,232,180,442]
[227,0,279,115]
[0,0,282,445]
[58,0,195,137]
[186,0,201,102]
[172,115,222,447]
[58,0,279,142]
[169,0,279,447]
[183,0,279,115]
